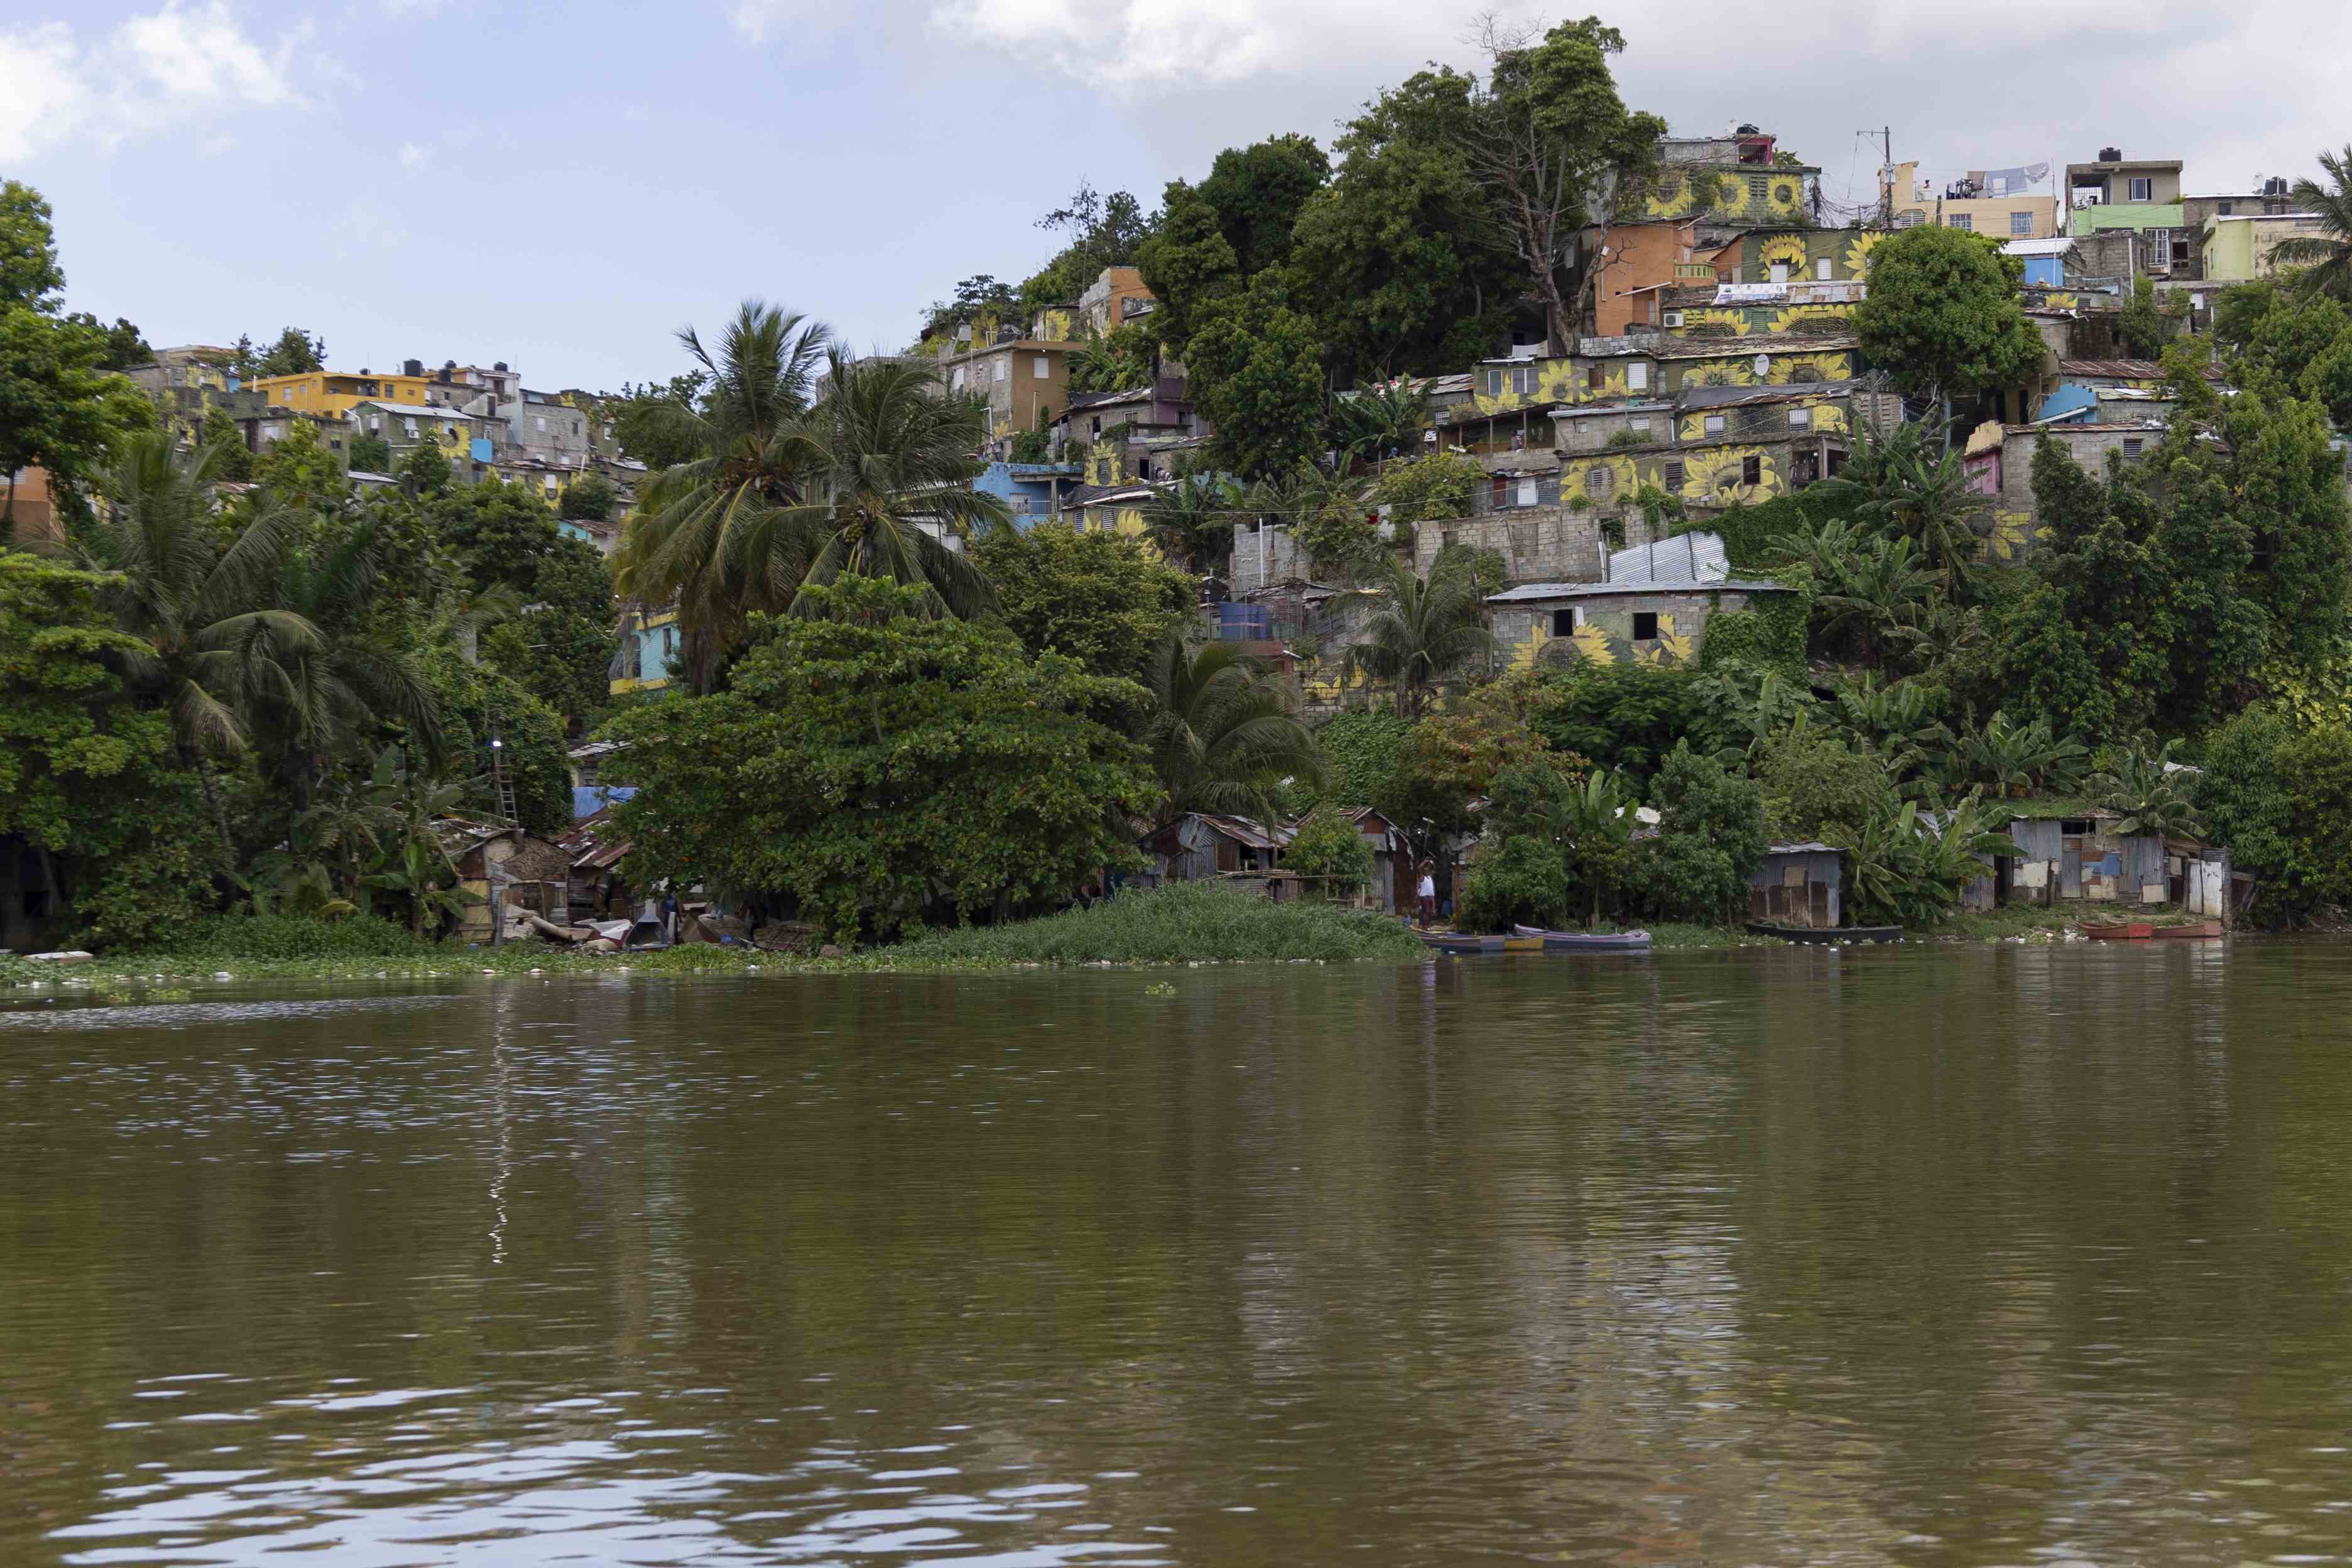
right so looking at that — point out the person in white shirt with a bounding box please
[1417,864,1437,927]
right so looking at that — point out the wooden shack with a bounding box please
[1750,841,1842,928]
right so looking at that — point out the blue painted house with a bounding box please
[974,460,1085,529]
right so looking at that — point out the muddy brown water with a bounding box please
[6,943,2352,1564]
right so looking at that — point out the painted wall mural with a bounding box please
[1557,444,1787,509]
[1667,349,1854,392]
[1504,609,1700,671]
[1640,168,1811,224]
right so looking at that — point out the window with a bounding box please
[994,360,1008,381]
[1663,460,1685,490]
[1486,368,1504,397]
[1747,173,1769,204]
[1816,257,1833,280]
[404,418,418,437]
[1769,262,1790,284]
[1741,454,1763,485]
[1586,466,1612,499]
[574,421,583,436]
[1033,356,1049,379]
[535,416,547,432]
[1629,416,1650,437]
[2218,200,2235,216]
[2123,437,2145,458]
[1632,611,1660,641]
[1948,213,1973,231]
[1586,366,1604,391]
[2172,238,2191,263]
[1516,478,1538,508]
[1704,414,1726,435]
[282,389,294,403]
[1511,364,1537,395]
[1489,475,1506,506]
[952,368,965,390]
[2059,818,2095,837]
[2011,210,2034,236]
[1626,362,1649,391]
[1788,407,1812,428]
[1552,609,1576,636]
[2129,176,2153,202]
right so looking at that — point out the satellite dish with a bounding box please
[1753,354,1772,377]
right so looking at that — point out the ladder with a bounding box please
[488,708,518,824]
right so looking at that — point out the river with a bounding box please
[5,943,2352,1564]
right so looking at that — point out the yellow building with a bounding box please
[2201,212,2329,281]
[246,368,436,416]
[611,605,680,696]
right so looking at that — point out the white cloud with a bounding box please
[398,142,427,168]
[732,0,826,43]
[0,2,308,161]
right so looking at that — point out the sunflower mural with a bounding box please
[1766,303,1855,334]
[1564,455,1639,504]
[1680,308,1752,335]
[1758,234,1811,274]
[1679,446,1780,507]
[1984,510,2037,564]
[1470,357,1583,416]
[1804,399,1849,432]
[1681,360,1752,388]
[1765,351,1851,384]
[1637,613,1698,667]
[1571,620,1617,666]
[1843,231,1884,276]
[1643,172,1689,219]
[1767,178,1804,218]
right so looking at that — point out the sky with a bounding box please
[6,0,2349,392]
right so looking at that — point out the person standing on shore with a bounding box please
[1417,862,1437,927]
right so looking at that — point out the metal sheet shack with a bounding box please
[1960,806,2230,915]
[1750,841,1842,928]
[1140,813,1293,883]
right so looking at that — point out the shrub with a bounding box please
[153,912,441,961]
[1283,803,1372,895]
[887,881,1422,962]
[1643,741,1767,922]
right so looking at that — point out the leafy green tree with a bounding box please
[556,472,616,522]
[1018,183,1153,311]
[1448,18,1665,351]
[1309,707,1413,808]
[1180,273,1328,481]
[1378,702,1550,859]
[397,440,452,497]
[1066,324,1155,395]
[2228,286,2349,385]
[1371,450,1481,525]
[1330,381,1431,464]
[347,432,393,474]
[1954,709,2089,799]
[1194,134,1330,276]
[60,312,150,371]
[1140,635,1322,825]
[1643,741,1767,922]
[250,418,349,513]
[1757,728,1898,840]
[1283,803,1373,897]
[199,407,254,482]
[1135,190,1241,356]
[418,648,566,830]
[1830,794,2013,928]
[1853,224,2045,402]
[431,478,563,594]
[0,180,65,310]
[1817,414,1989,592]
[0,551,224,946]
[0,308,152,531]
[603,575,1156,943]
[254,327,327,377]
[2116,274,2181,358]
[1458,832,1571,932]
[1532,660,1708,788]
[1290,74,1514,384]
[1958,570,2115,741]
[1346,552,1497,720]
[607,371,711,471]
[2268,146,2352,301]
[971,521,1195,689]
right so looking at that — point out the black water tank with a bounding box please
[402,358,423,376]
[493,361,508,373]
[2099,146,2122,163]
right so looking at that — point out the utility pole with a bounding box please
[1879,126,1893,229]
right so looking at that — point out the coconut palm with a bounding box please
[1140,635,1324,828]
[1140,472,1241,575]
[773,351,1007,619]
[611,302,836,691]
[2270,146,2352,302]
[63,432,324,849]
[1346,553,1498,721]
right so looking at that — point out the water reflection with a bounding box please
[6,949,2352,1564]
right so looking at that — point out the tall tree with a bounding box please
[1194,135,1331,276]
[1853,225,2045,404]
[1135,190,1241,356]
[1181,272,1328,481]
[2269,146,2352,302]
[0,180,64,310]
[1449,18,1666,352]
[254,327,327,377]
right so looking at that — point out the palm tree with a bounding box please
[1331,379,1429,464]
[1140,635,1323,827]
[1771,520,1937,665]
[1346,553,1498,720]
[62,432,320,851]
[1140,472,1241,576]
[611,302,835,691]
[2271,146,2352,302]
[2091,740,2203,837]
[773,351,1007,619]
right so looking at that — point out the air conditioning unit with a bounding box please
[1663,311,1684,327]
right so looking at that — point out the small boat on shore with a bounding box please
[2082,920,2155,940]
[1416,929,1506,955]
[1512,925,1653,951]
[2156,919,2224,939]
[1745,923,1903,945]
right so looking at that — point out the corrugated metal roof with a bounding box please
[1655,332,1857,360]
[1612,531,1727,587]
[1675,378,1859,410]
[2003,237,2078,256]
[2059,358,2164,379]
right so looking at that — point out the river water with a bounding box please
[6,944,2352,1565]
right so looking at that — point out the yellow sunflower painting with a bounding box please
[1766,352,1851,384]
[1843,231,1883,276]
[1680,308,1752,335]
[1767,303,1854,334]
[1640,613,1697,666]
[1984,511,2036,563]
[1680,447,1778,506]
[1571,621,1617,667]
[1758,234,1810,273]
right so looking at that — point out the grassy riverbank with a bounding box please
[0,886,1426,986]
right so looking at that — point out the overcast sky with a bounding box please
[6,0,2346,391]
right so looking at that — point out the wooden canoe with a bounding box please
[2081,921,2155,940]
[2156,919,2223,938]
[1513,925,1655,951]
[1417,929,1506,955]
[1745,922,1904,945]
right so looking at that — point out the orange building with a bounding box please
[1588,219,1714,336]
[4,467,61,547]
